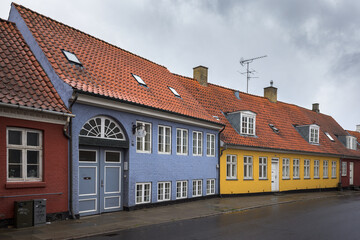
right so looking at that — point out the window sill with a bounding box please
[226,178,238,181]
[323,177,328,179]
[282,178,290,180]
[293,178,300,180]
[304,178,311,180]
[243,178,254,181]
[259,178,268,180]
[314,177,320,179]
[6,182,46,189]
[331,177,337,179]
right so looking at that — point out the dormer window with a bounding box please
[309,125,319,144]
[240,111,256,136]
[62,50,82,65]
[346,136,357,150]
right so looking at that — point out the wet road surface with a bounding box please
[82,194,360,240]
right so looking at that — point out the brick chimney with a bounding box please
[264,80,277,103]
[312,103,320,113]
[356,124,360,132]
[193,66,208,86]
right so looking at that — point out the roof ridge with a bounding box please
[12,3,169,71]
[174,72,334,119]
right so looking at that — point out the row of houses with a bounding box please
[1,3,359,226]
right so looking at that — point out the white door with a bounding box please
[271,159,279,192]
[349,162,354,185]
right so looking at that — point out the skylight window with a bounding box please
[132,74,147,86]
[324,132,335,142]
[62,50,82,65]
[168,87,181,98]
[213,116,220,121]
[269,124,280,133]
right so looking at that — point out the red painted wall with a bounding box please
[341,159,360,187]
[0,116,68,219]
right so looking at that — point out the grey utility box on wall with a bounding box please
[33,199,46,225]
[14,200,34,228]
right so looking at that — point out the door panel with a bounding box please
[79,148,122,216]
[350,162,354,185]
[271,159,279,192]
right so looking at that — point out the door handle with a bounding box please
[101,180,104,188]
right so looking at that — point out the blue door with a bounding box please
[79,148,122,216]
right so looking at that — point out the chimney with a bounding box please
[193,66,208,86]
[356,124,360,132]
[312,103,320,113]
[264,80,277,103]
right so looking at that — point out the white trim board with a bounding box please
[75,94,223,130]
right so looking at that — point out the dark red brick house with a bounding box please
[342,128,360,188]
[0,19,72,227]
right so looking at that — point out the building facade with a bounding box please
[9,4,223,217]
[0,19,72,226]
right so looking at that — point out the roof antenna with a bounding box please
[270,80,273,87]
[239,55,267,93]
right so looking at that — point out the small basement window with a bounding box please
[324,132,335,142]
[132,74,147,86]
[168,87,181,98]
[62,50,82,65]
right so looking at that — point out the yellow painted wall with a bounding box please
[220,148,340,194]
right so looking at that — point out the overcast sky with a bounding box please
[1,0,359,130]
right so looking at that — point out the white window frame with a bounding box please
[244,156,253,180]
[309,125,319,144]
[259,157,267,179]
[176,128,188,155]
[206,179,216,195]
[158,125,171,154]
[293,159,300,179]
[135,182,151,204]
[331,161,337,178]
[342,162,347,176]
[314,160,320,178]
[323,160,328,178]
[282,158,290,179]
[192,180,202,197]
[7,128,43,182]
[136,121,152,153]
[157,182,171,202]
[240,111,256,136]
[226,155,237,180]
[304,159,310,179]
[192,131,203,156]
[206,133,216,157]
[176,180,187,199]
[346,136,357,150]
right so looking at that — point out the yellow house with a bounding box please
[178,66,352,195]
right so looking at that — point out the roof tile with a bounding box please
[0,18,69,114]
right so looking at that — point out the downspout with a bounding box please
[68,92,79,219]
[218,126,226,197]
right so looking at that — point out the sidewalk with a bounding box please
[0,190,359,240]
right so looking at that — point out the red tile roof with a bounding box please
[13,3,219,125]
[176,74,360,158]
[0,19,69,114]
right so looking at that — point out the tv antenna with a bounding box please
[240,55,267,93]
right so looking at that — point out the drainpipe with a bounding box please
[68,92,79,219]
[218,126,226,197]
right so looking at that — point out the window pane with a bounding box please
[8,130,22,145]
[8,165,21,178]
[9,149,22,163]
[27,150,39,164]
[106,152,120,162]
[79,150,96,162]
[27,165,39,178]
[27,132,39,146]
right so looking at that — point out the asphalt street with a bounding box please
[81,194,360,240]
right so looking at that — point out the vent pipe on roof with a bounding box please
[312,103,320,113]
[356,124,360,132]
[264,80,277,103]
[193,66,208,86]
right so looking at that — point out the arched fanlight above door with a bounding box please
[80,116,125,140]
